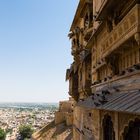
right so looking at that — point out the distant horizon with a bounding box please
[0,101,60,104]
[0,0,79,102]
[0,98,70,103]
[0,99,68,103]
[0,102,59,108]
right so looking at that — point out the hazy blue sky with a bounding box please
[0,0,79,103]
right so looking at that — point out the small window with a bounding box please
[134,51,137,64]
[130,53,133,66]
[88,74,91,79]
[139,48,140,62]
[89,113,92,117]
[80,71,82,81]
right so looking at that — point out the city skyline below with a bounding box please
[0,0,79,103]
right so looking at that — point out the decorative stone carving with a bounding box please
[98,5,139,58]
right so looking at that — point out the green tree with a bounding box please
[19,125,34,139]
[0,128,6,140]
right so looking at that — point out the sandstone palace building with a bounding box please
[66,0,140,140]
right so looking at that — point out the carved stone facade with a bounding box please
[67,0,140,140]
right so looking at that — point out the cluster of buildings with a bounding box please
[0,108,55,140]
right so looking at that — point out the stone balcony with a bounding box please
[99,4,140,58]
[91,66,140,93]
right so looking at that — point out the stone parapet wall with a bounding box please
[55,111,65,125]
[66,112,73,126]
[59,99,75,113]
[55,99,75,126]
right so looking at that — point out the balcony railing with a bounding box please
[99,4,140,58]
[91,70,140,93]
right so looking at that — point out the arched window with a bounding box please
[123,118,140,140]
[103,115,115,140]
